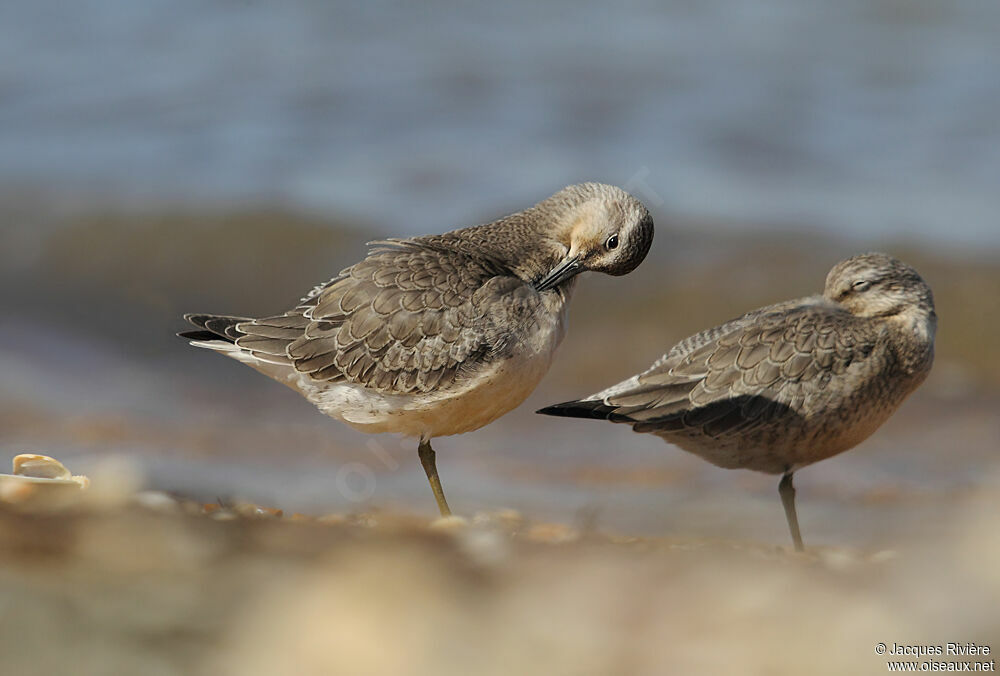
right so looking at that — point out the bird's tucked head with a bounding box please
[533,183,654,291]
[824,252,936,338]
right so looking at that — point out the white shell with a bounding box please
[0,454,90,506]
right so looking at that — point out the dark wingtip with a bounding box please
[178,314,221,342]
[177,329,220,341]
[178,313,248,343]
[536,400,614,420]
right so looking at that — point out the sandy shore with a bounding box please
[1,485,997,676]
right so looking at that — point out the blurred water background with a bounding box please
[1,0,999,545]
[3,0,1000,247]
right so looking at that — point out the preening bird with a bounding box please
[181,183,654,516]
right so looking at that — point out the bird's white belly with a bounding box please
[306,301,569,438]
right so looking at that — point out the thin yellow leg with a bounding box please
[779,471,804,551]
[418,438,452,517]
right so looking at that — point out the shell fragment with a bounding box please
[0,453,90,507]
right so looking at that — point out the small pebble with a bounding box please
[818,548,862,571]
[525,523,579,544]
[456,528,509,566]
[429,515,469,531]
[132,491,180,513]
[472,508,524,534]
[869,549,898,565]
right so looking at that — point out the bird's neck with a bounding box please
[437,208,571,283]
[887,305,936,376]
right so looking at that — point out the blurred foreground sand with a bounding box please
[1,490,997,676]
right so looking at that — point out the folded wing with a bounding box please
[231,239,521,395]
[540,298,882,440]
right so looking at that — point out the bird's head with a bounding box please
[824,252,936,330]
[534,183,654,291]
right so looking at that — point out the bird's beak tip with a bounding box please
[535,255,583,291]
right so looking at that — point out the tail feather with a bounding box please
[177,329,224,341]
[178,314,250,343]
[178,312,306,393]
[536,399,616,420]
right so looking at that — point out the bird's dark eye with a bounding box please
[852,279,871,292]
[606,234,619,250]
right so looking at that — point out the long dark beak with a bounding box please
[534,254,583,291]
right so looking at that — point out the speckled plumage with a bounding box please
[539,253,936,549]
[181,183,654,515]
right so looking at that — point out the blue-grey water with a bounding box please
[2,0,999,248]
